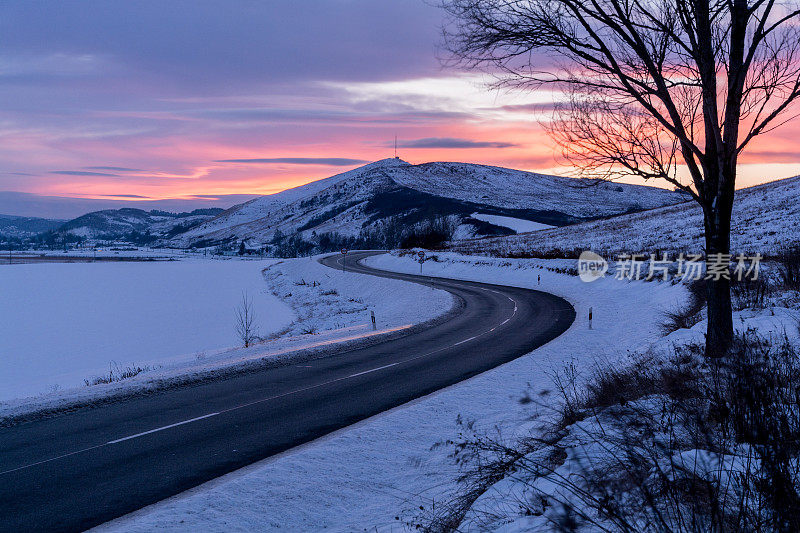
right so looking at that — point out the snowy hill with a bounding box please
[169,158,688,250]
[388,161,688,216]
[55,208,224,242]
[0,214,65,239]
[450,174,800,257]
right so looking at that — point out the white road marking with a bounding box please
[0,444,108,476]
[107,413,220,444]
[347,362,399,378]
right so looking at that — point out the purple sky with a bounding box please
[1,1,797,218]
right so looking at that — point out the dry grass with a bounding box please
[422,332,800,532]
[84,362,150,386]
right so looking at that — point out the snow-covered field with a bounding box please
[4,248,205,261]
[0,259,293,401]
[471,212,553,233]
[453,174,799,257]
[0,254,453,423]
[98,252,687,532]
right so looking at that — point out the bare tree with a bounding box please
[441,0,800,355]
[235,291,257,348]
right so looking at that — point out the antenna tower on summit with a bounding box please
[394,135,398,159]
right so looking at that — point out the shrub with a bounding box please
[423,333,800,532]
[660,279,706,334]
[84,362,150,386]
[777,245,800,290]
[731,274,773,310]
[300,324,318,335]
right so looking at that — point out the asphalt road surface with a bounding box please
[0,251,575,532]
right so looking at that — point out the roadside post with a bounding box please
[371,310,376,330]
[341,248,348,272]
[538,274,540,285]
[589,307,593,329]
[418,250,425,274]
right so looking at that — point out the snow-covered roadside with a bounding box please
[458,300,800,532]
[262,254,454,337]
[0,254,453,425]
[96,252,686,532]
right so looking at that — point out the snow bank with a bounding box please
[262,254,454,337]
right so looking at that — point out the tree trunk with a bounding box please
[703,195,734,357]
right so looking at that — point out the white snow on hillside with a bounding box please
[59,209,219,240]
[387,161,688,215]
[453,174,799,257]
[471,213,553,233]
[170,158,687,248]
[173,159,406,245]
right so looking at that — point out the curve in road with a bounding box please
[0,251,574,532]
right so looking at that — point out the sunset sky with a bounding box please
[1,1,799,218]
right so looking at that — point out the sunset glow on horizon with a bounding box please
[1,1,798,217]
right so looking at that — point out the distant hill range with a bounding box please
[0,214,66,239]
[11,208,224,246]
[449,174,800,257]
[167,158,688,254]
[6,159,692,253]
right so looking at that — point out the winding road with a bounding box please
[0,251,574,532]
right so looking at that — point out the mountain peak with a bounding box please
[368,157,409,168]
[168,159,690,249]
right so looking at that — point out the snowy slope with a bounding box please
[470,213,553,233]
[0,214,65,239]
[451,174,800,257]
[169,158,687,248]
[57,208,224,241]
[387,161,688,216]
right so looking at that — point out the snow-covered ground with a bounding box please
[453,174,799,257]
[5,247,201,259]
[262,255,453,338]
[0,254,453,424]
[97,252,686,532]
[0,259,293,401]
[457,292,800,532]
[471,213,553,233]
